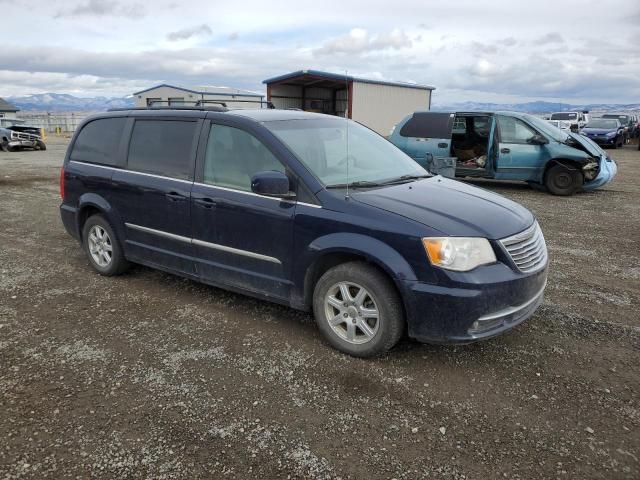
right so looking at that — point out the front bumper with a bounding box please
[401,262,548,344]
[584,155,617,190]
[587,136,617,146]
[8,140,38,148]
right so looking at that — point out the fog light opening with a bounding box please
[468,317,504,335]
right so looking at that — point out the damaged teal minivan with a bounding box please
[389,111,617,196]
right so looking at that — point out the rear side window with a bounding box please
[399,112,454,139]
[127,120,196,180]
[70,118,126,165]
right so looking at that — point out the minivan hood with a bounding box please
[352,177,534,239]
[569,132,602,157]
[581,127,616,135]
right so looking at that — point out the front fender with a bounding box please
[308,233,418,281]
[291,232,418,310]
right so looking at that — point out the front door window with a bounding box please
[203,124,285,192]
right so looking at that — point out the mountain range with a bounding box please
[431,100,640,114]
[5,93,640,114]
[6,93,134,112]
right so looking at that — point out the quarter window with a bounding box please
[399,112,455,138]
[70,117,126,166]
[497,116,538,144]
[127,120,196,180]
[203,124,285,191]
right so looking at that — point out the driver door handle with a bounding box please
[501,148,511,154]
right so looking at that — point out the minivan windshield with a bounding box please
[586,119,619,129]
[550,112,577,120]
[266,118,427,187]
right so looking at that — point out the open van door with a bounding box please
[392,112,456,176]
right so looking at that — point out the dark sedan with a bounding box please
[580,118,625,148]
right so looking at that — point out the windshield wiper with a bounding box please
[326,180,382,189]
[379,174,432,185]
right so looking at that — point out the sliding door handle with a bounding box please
[193,197,216,209]
[166,191,187,201]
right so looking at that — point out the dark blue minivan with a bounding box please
[60,107,548,357]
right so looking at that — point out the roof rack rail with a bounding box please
[108,98,275,112]
[197,99,276,109]
[108,100,229,112]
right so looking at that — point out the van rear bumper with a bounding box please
[60,204,80,241]
[400,264,548,344]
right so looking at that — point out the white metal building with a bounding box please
[132,84,265,109]
[263,70,435,135]
[0,98,19,126]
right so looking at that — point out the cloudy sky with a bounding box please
[1,0,639,104]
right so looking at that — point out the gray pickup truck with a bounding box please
[0,125,46,151]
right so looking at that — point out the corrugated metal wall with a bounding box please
[268,85,302,110]
[270,85,348,114]
[351,82,431,135]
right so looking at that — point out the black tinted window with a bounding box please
[127,120,196,180]
[70,118,126,165]
[399,112,454,138]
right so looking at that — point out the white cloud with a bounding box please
[0,0,638,103]
[314,28,412,56]
[167,24,212,42]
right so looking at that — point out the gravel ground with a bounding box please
[1,137,638,479]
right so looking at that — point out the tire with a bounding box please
[312,261,404,358]
[82,214,129,276]
[36,140,46,151]
[545,162,583,196]
[0,141,7,152]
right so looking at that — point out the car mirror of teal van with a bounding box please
[389,111,617,196]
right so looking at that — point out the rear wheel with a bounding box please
[312,261,404,357]
[545,163,583,196]
[82,214,129,276]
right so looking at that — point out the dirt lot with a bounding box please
[1,136,638,479]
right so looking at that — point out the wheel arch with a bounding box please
[543,157,586,183]
[77,193,122,242]
[295,233,418,311]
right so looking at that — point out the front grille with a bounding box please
[500,222,548,273]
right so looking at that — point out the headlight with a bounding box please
[606,131,616,137]
[422,237,496,272]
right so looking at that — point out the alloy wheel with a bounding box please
[324,282,379,344]
[87,225,113,267]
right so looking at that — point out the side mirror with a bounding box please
[528,134,548,145]
[251,171,295,198]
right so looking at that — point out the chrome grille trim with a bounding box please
[500,222,548,273]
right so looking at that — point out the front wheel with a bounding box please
[36,140,46,151]
[545,163,583,196]
[312,262,404,357]
[82,214,129,276]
